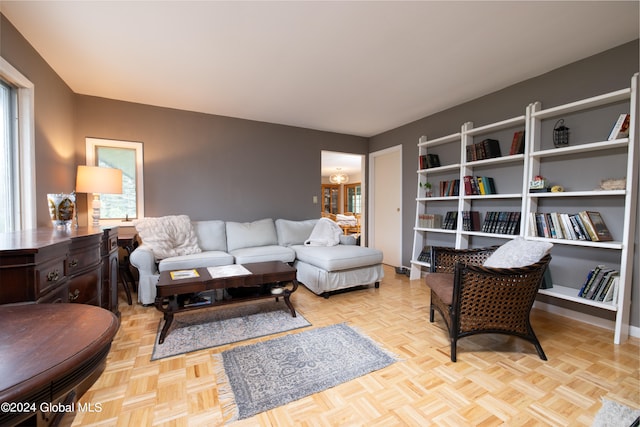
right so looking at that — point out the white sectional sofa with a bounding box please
[130,216,384,304]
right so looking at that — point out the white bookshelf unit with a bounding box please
[410,73,638,344]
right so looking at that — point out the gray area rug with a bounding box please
[214,323,399,422]
[151,300,311,361]
[592,398,640,427]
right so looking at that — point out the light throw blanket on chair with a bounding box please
[305,218,342,246]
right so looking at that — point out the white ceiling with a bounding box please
[1,1,638,140]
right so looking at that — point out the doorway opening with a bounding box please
[321,151,365,244]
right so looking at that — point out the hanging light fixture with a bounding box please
[329,168,349,184]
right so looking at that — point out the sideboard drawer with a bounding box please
[37,258,67,296]
[68,264,101,306]
[38,281,70,304]
[66,246,101,274]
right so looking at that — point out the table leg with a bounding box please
[158,312,174,344]
[155,296,178,344]
[283,279,299,317]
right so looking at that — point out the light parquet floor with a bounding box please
[72,265,639,426]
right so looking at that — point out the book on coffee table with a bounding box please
[207,264,252,279]
[170,269,200,280]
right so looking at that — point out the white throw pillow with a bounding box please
[134,215,201,260]
[483,238,553,268]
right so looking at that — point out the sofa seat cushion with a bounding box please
[292,244,383,272]
[226,218,278,252]
[158,251,234,272]
[230,245,296,264]
[425,273,454,305]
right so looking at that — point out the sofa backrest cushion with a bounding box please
[192,220,227,252]
[275,219,319,246]
[133,215,201,260]
[226,218,278,252]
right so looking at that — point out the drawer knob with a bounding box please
[46,270,59,282]
[69,259,79,268]
[69,289,80,301]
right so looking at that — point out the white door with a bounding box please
[369,146,402,267]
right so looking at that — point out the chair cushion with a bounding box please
[226,218,278,252]
[483,238,553,268]
[426,272,454,305]
[133,215,201,260]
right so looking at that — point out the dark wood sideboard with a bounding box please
[0,227,120,314]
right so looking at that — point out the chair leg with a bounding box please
[450,337,457,362]
[429,304,435,322]
[119,267,133,305]
[531,336,547,361]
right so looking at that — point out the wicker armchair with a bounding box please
[427,245,551,362]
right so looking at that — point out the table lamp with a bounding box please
[76,165,123,226]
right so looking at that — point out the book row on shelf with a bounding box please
[578,265,619,303]
[426,177,498,198]
[417,246,431,263]
[419,153,441,169]
[463,175,496,195]
[418,211,521,235]
[528,211,613,242]
[439,179,460,197]
[465,138,502,161]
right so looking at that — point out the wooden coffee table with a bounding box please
[155,261,298,344]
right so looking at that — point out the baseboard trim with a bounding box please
[533,301,640,340]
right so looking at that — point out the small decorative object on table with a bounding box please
[47,192,75,229]
[553,119,569,148]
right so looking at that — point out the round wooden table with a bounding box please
[0,303,119,426]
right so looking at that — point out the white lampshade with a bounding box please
[75,165,122,226]
[76,165,123,194]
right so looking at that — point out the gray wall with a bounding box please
[369,40,640,327]
[0,15,76,227]
[74,96,368,222]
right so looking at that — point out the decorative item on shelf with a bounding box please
[598,178,626,191]
[47,193,76,229]
[420,181,433,197]
[75,165,123,226]
[329,168,349,184]
[529,175,549,193]
[553,119,569,148]
[551,185,564,193]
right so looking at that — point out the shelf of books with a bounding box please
[526,73,637,344]
[411,73,638,344]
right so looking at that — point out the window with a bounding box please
[86,138,144,222]
[344,183,362,214]
[0,57,35,232]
